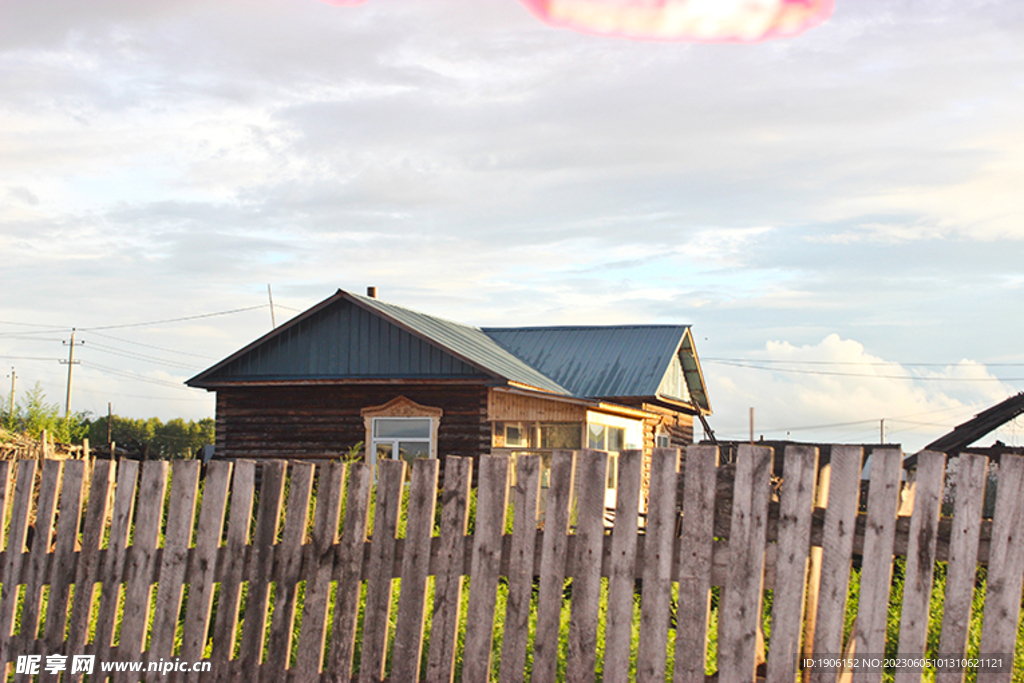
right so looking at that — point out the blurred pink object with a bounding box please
[517,0,835,42]
[316,0,370,6]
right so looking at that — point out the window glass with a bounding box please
[607,427,625,452]
[656,433,670,448]
[376,442,393,460]
[540,423,582,449]
[506,423,529,447]
[374,418,431,439]
[588,423,606,450]
[397,441,430,465]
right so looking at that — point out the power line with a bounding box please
[80,361,199,390]
[84,341,201,371]
[704,356,1024,367]
[706,360,1022,381]
[83,330,218,360]
[78,304,269,331]
[0,356,64,361]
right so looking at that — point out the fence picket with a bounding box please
[532,450,576,683]
[326,462,372,683]
[894,450,946,683]
[977,454,1024,683]
[637,448,680,683]
[359,459,406,683]
[718,444,772,682]
[935,453,987,683]
[604,450,642,683]
[391,458,441,682]
[264,462,315,682]
[851,447,902,683]
[210,460,255,683]
[566,449,609,683]
[808,445,862,683]
[150,459,201,664]
[293,461,346,683]
[116,460,169,683]
[764,445,818,683]
[41,459,85,677]
[93,459,139,670]
[179,460,232,681]
[18,458,62,664]
[425,456,472,683]
[67,458,115,681]
[237,461,286,679]
[0,459,34,673]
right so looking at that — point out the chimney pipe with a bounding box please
[366,286,378,298]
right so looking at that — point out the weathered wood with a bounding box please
[934,453,987,683]
[93,459,139,666]
[326,462,372,683]
[358,459,405,683]
[150,460,201,663]
[179,460,232,681]
[19,459,62,647]
[718,444,772,682]
[292,461,346,683]
[462,455,511,683]
[765,445,818,683]
[117,460,169,683]
[566,450,609,683]
[637,448,679,683]
[0,459,34,675]
[851,448,902,683]
[602,450,643,683]
[532,450,576,683]
[498,454,542,683]
[893,450,945,683]
[425,456,472,683]
[237,460,286,679]
[67,458,115,680]
[391,458,440,682]
[977,454,1024,683]
[263,462,315,683]
[42,459,85,674]
[209,460,255,683]
[808,445,862,683]
[801,455,830,675]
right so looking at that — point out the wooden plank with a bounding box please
[19,459,62,647]
[718,444,773,682]
[808,445,862,683]
[0,461,11,551]
[462,455,511,683]
[93,459,139,666]
[292,461,345,683]
[236,460,286,679]
[498,454,542,683]
[116,460,169,681]
[66,458,115,680]
[325,462,372,683]
[43,459,85,669]
[149,460,201,662]
[764,445,819,683]
[179,460,232,681]
[934,453,987,683]
[801,454,831,674]
[893,450,945,683]
[263,462,315,683]
[358,458,405,683]
[636,447,680,683]
[850,448,902,683]
[604,450,642,683]
[531,450,576,683]
[424,456,472,683]
[976,453,1024,683]
[391,458,441,682]
[209,461,255,683]
[0,459,36,673]
[566,449,609,683]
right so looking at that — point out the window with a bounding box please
[371,417,434,472]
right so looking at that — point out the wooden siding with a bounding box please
[215,384,490,461]
[203,299,491,382]
[486,389,587,423]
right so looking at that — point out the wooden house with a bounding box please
[186,289,711,490]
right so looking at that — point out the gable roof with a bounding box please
[187,289,710,412]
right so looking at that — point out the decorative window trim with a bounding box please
[361,396,443,471]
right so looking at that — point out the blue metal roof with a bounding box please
[482,325,691,401]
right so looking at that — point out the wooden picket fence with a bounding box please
[1,446,1023,682]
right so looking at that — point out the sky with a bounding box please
[1,0,1023,452]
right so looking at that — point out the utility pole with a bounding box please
[749,407,755,444]
[61,328,84,418]
[880,418,885,444]
[5,367,14,427]
[267,284,277,329]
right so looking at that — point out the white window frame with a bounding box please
[369,416,436,472]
